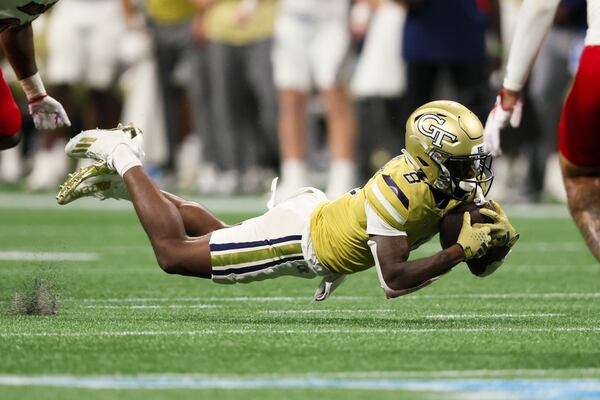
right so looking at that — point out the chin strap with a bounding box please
[401,149,421,170]
[266,177,279,210]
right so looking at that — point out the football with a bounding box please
[439,202,510,276]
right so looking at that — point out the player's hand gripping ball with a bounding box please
[440,201,517,276]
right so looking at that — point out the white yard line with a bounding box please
[1,326,599,338]
[1,369,600,384]
[258,311,564,319]
[422,313,564,319]
[0,251,98,262]
[79,296,370,303]
[74,292,600,304]
[412,292,600,300]
[259,309,397,314]
[85,305,219,309]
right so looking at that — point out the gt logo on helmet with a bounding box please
[417,114,457,148]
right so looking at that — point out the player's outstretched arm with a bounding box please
[368,235,464,299]
[369,213,492,298]
[483,0,560,156]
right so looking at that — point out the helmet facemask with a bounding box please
[429,150,493,202]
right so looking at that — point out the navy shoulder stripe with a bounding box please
[382,174,410,210]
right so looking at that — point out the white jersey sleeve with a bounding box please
[503,0,561,92]
[365,201,407,237]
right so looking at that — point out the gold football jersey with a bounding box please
[309,154,461,274]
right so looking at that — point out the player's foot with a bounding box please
[64,123,143,170]
[56,162,129,205]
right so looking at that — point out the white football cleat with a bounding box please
[56,162,129,205]
[65,124,143,170]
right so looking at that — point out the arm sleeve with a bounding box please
[368,239,442,299]
[503,0,561,92]
[365,201,407,237]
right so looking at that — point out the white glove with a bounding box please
[28,95,71,130]
[483,92,523,156]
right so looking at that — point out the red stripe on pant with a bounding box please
[0,68,22,137]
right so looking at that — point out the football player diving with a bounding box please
[57,101,519,300]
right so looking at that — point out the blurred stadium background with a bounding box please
[0,0,584,203]
[1,0,599,399]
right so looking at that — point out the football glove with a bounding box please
[456,212,492,260]
[28,95,71,130]
[479,200,520,248]
[483,90,523,156]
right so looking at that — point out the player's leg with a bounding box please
[560,157,600,262]
[272,12,311,195]
[124,166,213,278]
[64,128,214,278]
[56,159,227,238]
[557,46,600,262]
[0,69,22,150]
[278,89,308,161]
[320,86,356,160]
[312,21,356,198]
[160,191,228,237]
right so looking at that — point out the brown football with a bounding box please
[439,202,510,276]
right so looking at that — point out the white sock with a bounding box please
[112,144,142,176]
[327,159,356,198]
[281,159,308,186]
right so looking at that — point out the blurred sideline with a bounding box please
[0,192,570,218]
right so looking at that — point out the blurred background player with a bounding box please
[140,0,198,179]
[484,0,600,261]
[401,0,496,123]
[199,0,278,195]
[0,0,70,151]
[350,0,407,182]
[524,0,586,202]
[273,0,357,200]
[26,0,124,190]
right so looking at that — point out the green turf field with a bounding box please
[0,193,599,399]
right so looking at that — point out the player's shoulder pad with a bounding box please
[365,159,419,229]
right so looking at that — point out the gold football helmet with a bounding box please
[404,100,493,201]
